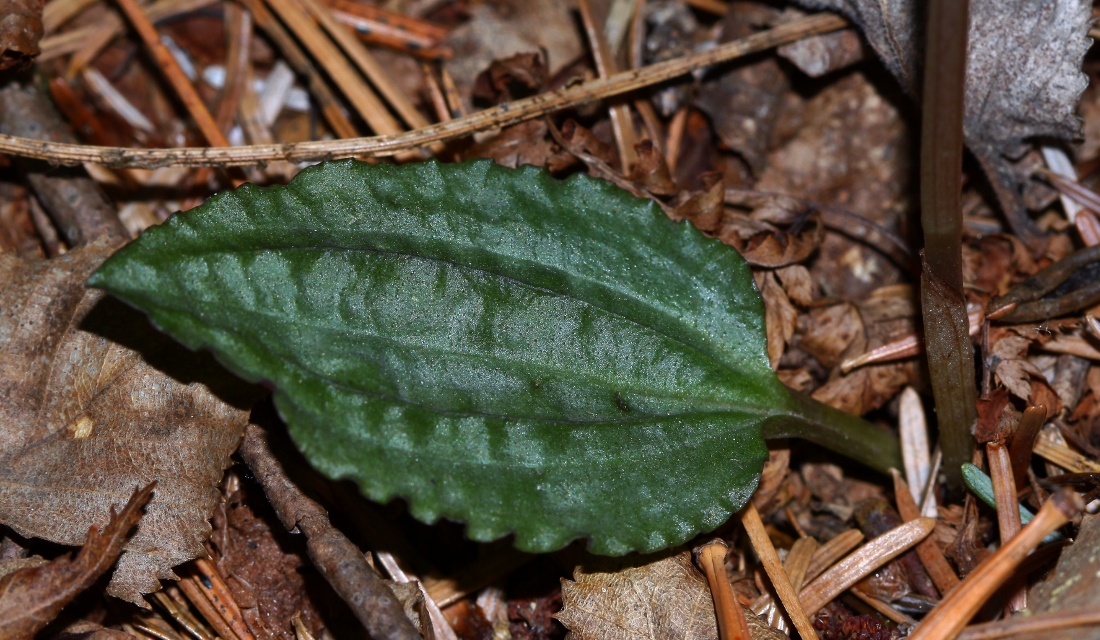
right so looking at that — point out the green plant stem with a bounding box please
[763,389,902,475]
[920,0,976,493]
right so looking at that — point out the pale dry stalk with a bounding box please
[263,0,401,135]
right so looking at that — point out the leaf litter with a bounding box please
[0,240,254,604]
[5,0,1100,638]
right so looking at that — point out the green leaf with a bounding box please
[91,159,796,554]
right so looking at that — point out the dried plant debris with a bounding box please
[1024,513,1100,640]
[797,0,1091,241]
[0,0,44,71]
[557,552,785,640]
[694,2,789,176]
[210,476,334,640]
[0,484,153,640]
[0,241,254,603]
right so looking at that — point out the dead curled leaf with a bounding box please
[796,0,1091,241]
[556,552,785,640]
[0,0,44,71]
[0,483,154,640]
[796,289,919,416]
[0,242,255,604]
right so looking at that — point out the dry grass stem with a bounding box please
[850,586,918,626]
[699,540,751,640]
[113,0,240,190]
[422,63,452,123]
[438,65,465,119]
[424,547,531,608]
[892,471,959,594]
[799,518,935,615]
[191,558,255,640]
[61,0,218,74]
[175,576,241,640]
[236,0,356,139]
[0,12,848,167]
[215,4,252,134]
[908,489,1084,640]
[376,550,460,640]
[43,0,99,33]
[684,0,729,14]
[783,537,818,591]
[742,503,818,640]
[841,309,982,373]
[149,590,216,640]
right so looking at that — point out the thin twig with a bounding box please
[0,12,848,168]
[236,424,421,640]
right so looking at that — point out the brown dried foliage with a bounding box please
[0,483,153,640]
[0,242,253,603]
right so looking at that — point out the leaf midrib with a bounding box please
[163,241,763,386]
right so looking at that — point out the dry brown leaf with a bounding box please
[759,271,798,370]
[674,177,726,231]
[0,483,153,640]
[799,303,864,370]
[471,52,548,105]
[443,1,582,112]
[776,265,814,307]
[465,119,557,169]
[694,2,788,176]
[776,19,864,78]
[992,333,1043,401]
[0,0,43,71]
[756,72,908,298]
[627,140,678,196]
[556,552,785,640]
[0,242,254,604]
[797,0,1090,241]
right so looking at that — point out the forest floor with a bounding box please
[3,1,1100,639]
